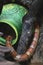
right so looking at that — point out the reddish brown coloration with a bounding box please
[6,35,17,58]
[25,24,39,57]
[16,24,39,62]
[6,35,12,41]
[6,24,40,62]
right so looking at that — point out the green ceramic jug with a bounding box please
[0,4,27,45]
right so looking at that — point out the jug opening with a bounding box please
[0,22,16,40]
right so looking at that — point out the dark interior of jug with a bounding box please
[0,22,16,39]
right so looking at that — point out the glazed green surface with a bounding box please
[0,4,27,45]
